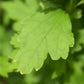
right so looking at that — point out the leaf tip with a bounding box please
[20,72,24,75]
[35,69,39,71]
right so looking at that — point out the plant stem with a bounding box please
[75,0,84,8]
[69,0,73,13]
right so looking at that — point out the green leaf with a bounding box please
[24,71,40,84]
[78,29,84,44]
[72,9,82,19]
[1,0,39,20]
[12,9,74,74]
[65,58,84,84]
[51,59,66,79]
[71,29,84,53]
[0,56,12,77]
[0,26,13,56]
[39,0,62,10]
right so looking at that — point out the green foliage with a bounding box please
[11,9,74,74]
[0,0,84,84]
[0,56,13,77]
